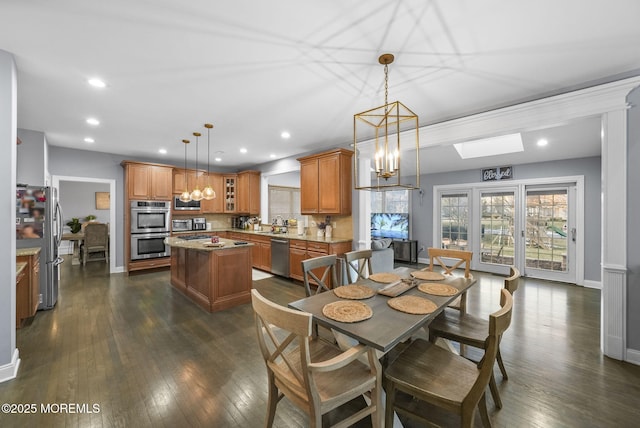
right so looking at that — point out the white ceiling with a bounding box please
[2,0,639,172]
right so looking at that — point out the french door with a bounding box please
[437,180,579,283]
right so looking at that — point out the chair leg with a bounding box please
[265,375,278,428]
[478,392,492,428]
[384,380,397,428]
[488,372,502,409]
[496,347,508,380]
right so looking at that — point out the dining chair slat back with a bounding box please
[344,249,373,284]
[251,289,383,428]
[385,289,513,428]
[301,254,338,297]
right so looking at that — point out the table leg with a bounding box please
[71,240,81,265]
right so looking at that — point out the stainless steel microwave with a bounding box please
[173,196,201,211]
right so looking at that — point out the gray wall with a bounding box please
[48,146,174,268]
[355,156,602,282]
[59,181,110,225]
[16,128,47,186]
[0,50,17,374]
[627,88,640,351]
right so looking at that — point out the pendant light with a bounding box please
[354,53,420,191]
[202,123,216,200]
[190,132,203,201]
[179,139,192,202]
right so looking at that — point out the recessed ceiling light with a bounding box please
[240,148,247,154]
[84,137,94,143]
[214,157,222,162]
[86,117,100,126]
[453,133,523,159]
[158,148,167,154]
[88,78,106,88]
[537,138,549,147]
[281,131,290,139]
[270,154,277,159]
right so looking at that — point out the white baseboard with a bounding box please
[111,266,126,274]
[0,348,20,383]
[583,279,602,289]
[626,348,640,366]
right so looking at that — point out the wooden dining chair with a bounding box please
[428,266,521,409]
[301,254,338,297]
[344,249,373,284]
[251,289,383,428]
[81,222,109,266]
[385,289,513,428]
[427,247,473,313]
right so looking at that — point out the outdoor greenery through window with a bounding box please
[480,192,515,264]
[441,193,469,250]
[268,186,300,222]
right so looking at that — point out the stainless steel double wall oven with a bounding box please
[130,200,171,260]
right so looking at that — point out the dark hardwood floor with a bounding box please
[1,256,639,427]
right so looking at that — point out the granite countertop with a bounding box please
[171,228,352,244]
[165,236,254,252]
[16,262,27,277]
[17,247,41,257]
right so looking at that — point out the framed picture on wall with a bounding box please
[95,192,110,210]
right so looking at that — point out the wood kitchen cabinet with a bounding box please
[237,170,261,215]
[298,148,353,215]
[224,175,237,213]
[173,169,204,195]
[201,173,225,213]
[124,162,173,200]
[289,240,308,282]
[16,252,40,328]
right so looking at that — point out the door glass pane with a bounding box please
[525,189,568,272]
[441,193,468,250]
[480,192,514,265]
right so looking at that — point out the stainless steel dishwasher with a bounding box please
[270,238,290,277]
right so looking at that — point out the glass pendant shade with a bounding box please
[191,187,203,201]
[202,123,216,200]
[202,185,216,200]
[179,190,192,202]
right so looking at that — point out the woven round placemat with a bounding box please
[411,270,445,281]
[333,284,375,300]
[418,282,459,296]
[387,295,437,315]
[322,301,373,323]
[369,272,402,283]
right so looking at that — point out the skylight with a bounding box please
[453,133,523,159]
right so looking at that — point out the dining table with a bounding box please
[288,267,477,353]
[61,232,85,265]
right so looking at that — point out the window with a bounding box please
[371,190,409,213]
[440,193,469,249]
[268,186,300,222]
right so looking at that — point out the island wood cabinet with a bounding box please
[16,252,40,327]
[298,148,353,215]
[170,244,252,312]
[124,161,173,200]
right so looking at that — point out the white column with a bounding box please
[601,110,627,360]
[0,50,19,382]
[356,155,371,250]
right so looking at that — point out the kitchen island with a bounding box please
[166,236,253,313]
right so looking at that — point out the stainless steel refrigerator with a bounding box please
[16,186,64,310]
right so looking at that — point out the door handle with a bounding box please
[571,228,576,242]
